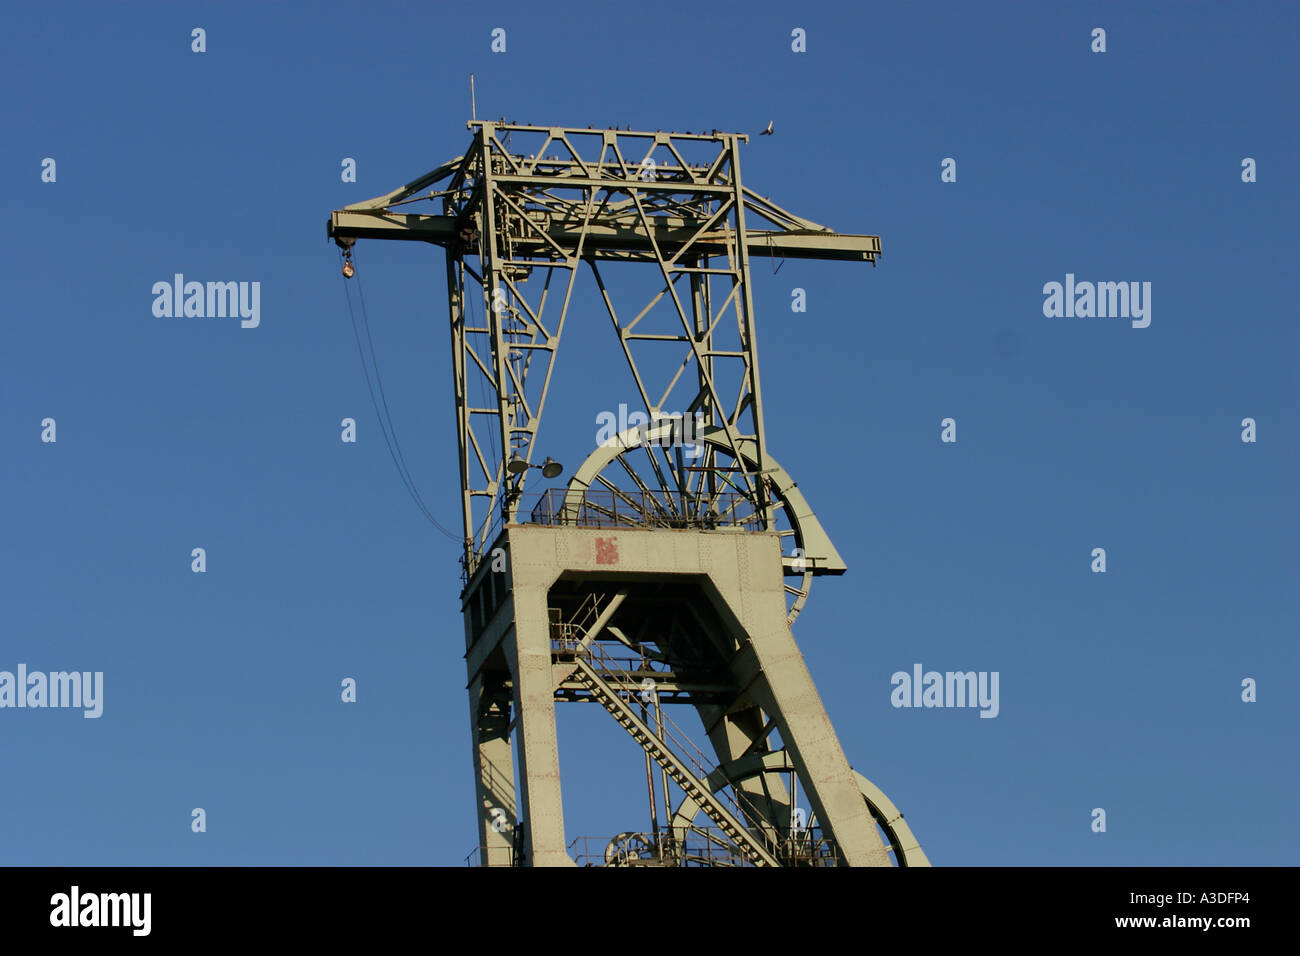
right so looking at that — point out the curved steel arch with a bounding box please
[564,421,845,624]
[666,749,931,867]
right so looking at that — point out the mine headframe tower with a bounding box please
[328,121,929,867]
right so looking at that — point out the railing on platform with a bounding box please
[463,843,519,867]
[463,488,765,583]
[567,825,841,868]
[529,488,763,532]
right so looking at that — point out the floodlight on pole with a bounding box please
[507,453,564,479]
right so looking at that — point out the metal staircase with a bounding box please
[551,600,782,867]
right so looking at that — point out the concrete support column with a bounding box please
[469,670,516,866]
[508,584,573,866]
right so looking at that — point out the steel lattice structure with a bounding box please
[328,121,928,867]
[329,122,877,578]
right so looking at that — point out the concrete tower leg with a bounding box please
[469,671,516,866]
[507,584,573,867]
[696,537,892,867]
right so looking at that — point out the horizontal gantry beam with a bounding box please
[328,210,880,262]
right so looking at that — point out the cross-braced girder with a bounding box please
[329,122,881,573]
[327,125,923,868]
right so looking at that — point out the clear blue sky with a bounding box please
[1,0,1295,866]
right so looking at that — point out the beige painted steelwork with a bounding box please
[329,122,879,573]
[328,122,928,867]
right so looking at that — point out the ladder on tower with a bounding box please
[551,605,782,867]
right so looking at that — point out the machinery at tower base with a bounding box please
[328,121,929,867]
